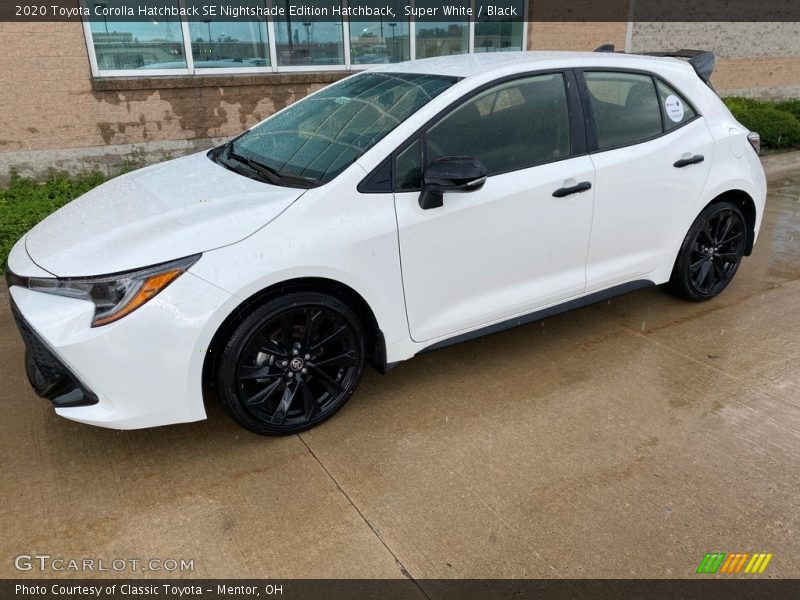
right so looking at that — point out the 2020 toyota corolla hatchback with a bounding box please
[7,50,766,435]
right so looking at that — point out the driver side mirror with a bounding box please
[419,156,488,210]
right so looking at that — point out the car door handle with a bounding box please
[673,154,705,168]
[552,181,592,198]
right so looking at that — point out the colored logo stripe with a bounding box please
[696,553,773,574]
[720,553,748,573]
[696,553,726,573]
[745,553,773,574]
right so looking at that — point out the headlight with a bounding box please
[10,255,200,327]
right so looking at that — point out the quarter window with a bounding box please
[424,73,571,177]
[656,80,697,131]
[585,71,662,151]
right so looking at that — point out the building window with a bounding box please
[415,0,469,59]
[474,20,524,53]
[273,0,345,67]
[187,0,271,69]
[82,0,526,76]
[86,0,187,71]
[349,0,410,64]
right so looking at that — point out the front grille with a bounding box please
[11,301,65,384]
[9,296,98,407]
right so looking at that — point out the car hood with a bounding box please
[25,152,305,277]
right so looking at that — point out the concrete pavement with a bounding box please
[1,175,799,580]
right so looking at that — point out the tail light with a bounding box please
[747,132,761,155]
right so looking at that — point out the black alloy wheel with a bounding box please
[665,201,747,301]
[216,292,366,435]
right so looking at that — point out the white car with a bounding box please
[7,50,766,435]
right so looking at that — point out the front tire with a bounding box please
[215,292,366,436]
[664,201,747,301]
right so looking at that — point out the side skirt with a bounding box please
[419,280,654,354]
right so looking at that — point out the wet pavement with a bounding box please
[1,175,799,579]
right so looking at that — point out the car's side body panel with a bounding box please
[395,155,596,342]
[189,166,411,348]
[585,117,715,291]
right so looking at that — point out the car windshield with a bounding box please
[219,72,458,187]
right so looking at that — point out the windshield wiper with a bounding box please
[235,152,321,189]
[210,144,270,185]
[214,141,321,189]
[228,150,284,186]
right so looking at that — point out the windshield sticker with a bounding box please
[334,97,350,105]
[665,94,685,122]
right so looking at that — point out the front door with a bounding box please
[394,72,596,342]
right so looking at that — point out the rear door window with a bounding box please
[584,71,662,151]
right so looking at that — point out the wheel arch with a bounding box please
[202,277,389,401]
[703,189,757,255]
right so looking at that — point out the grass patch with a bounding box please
[1,170,107,274]
[723,97,800,150]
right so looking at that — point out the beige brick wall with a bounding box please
[713,56,800,99]
[631,22,800,58]
[527,0,629,50]
[631,22,800,98]
[528,22,628,52]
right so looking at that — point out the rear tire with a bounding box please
[215,292,366,436]
[663,201,746,302]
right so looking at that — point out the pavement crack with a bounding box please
[296,433,430,599]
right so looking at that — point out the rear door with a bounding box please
[393,71,596,342]
[578,70,714,290]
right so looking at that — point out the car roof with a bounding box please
[372,51,691,79]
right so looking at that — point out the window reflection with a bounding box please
[186,1,270,68]
[274,0,345,67]
[415,0,470,59]
[415,22,469,58]
[348,0,410,64]
[87,0,186,70]
[473,0,524,52]
[415,0,469,58]
[474,21,524,53]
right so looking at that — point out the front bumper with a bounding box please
[7,262,236,430]
[10,297,98,407]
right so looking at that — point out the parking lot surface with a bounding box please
[1,175,799,579]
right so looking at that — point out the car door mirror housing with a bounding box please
[419,156,488,209]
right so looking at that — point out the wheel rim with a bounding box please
[689,208,745,295]
[235,306,359,428]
